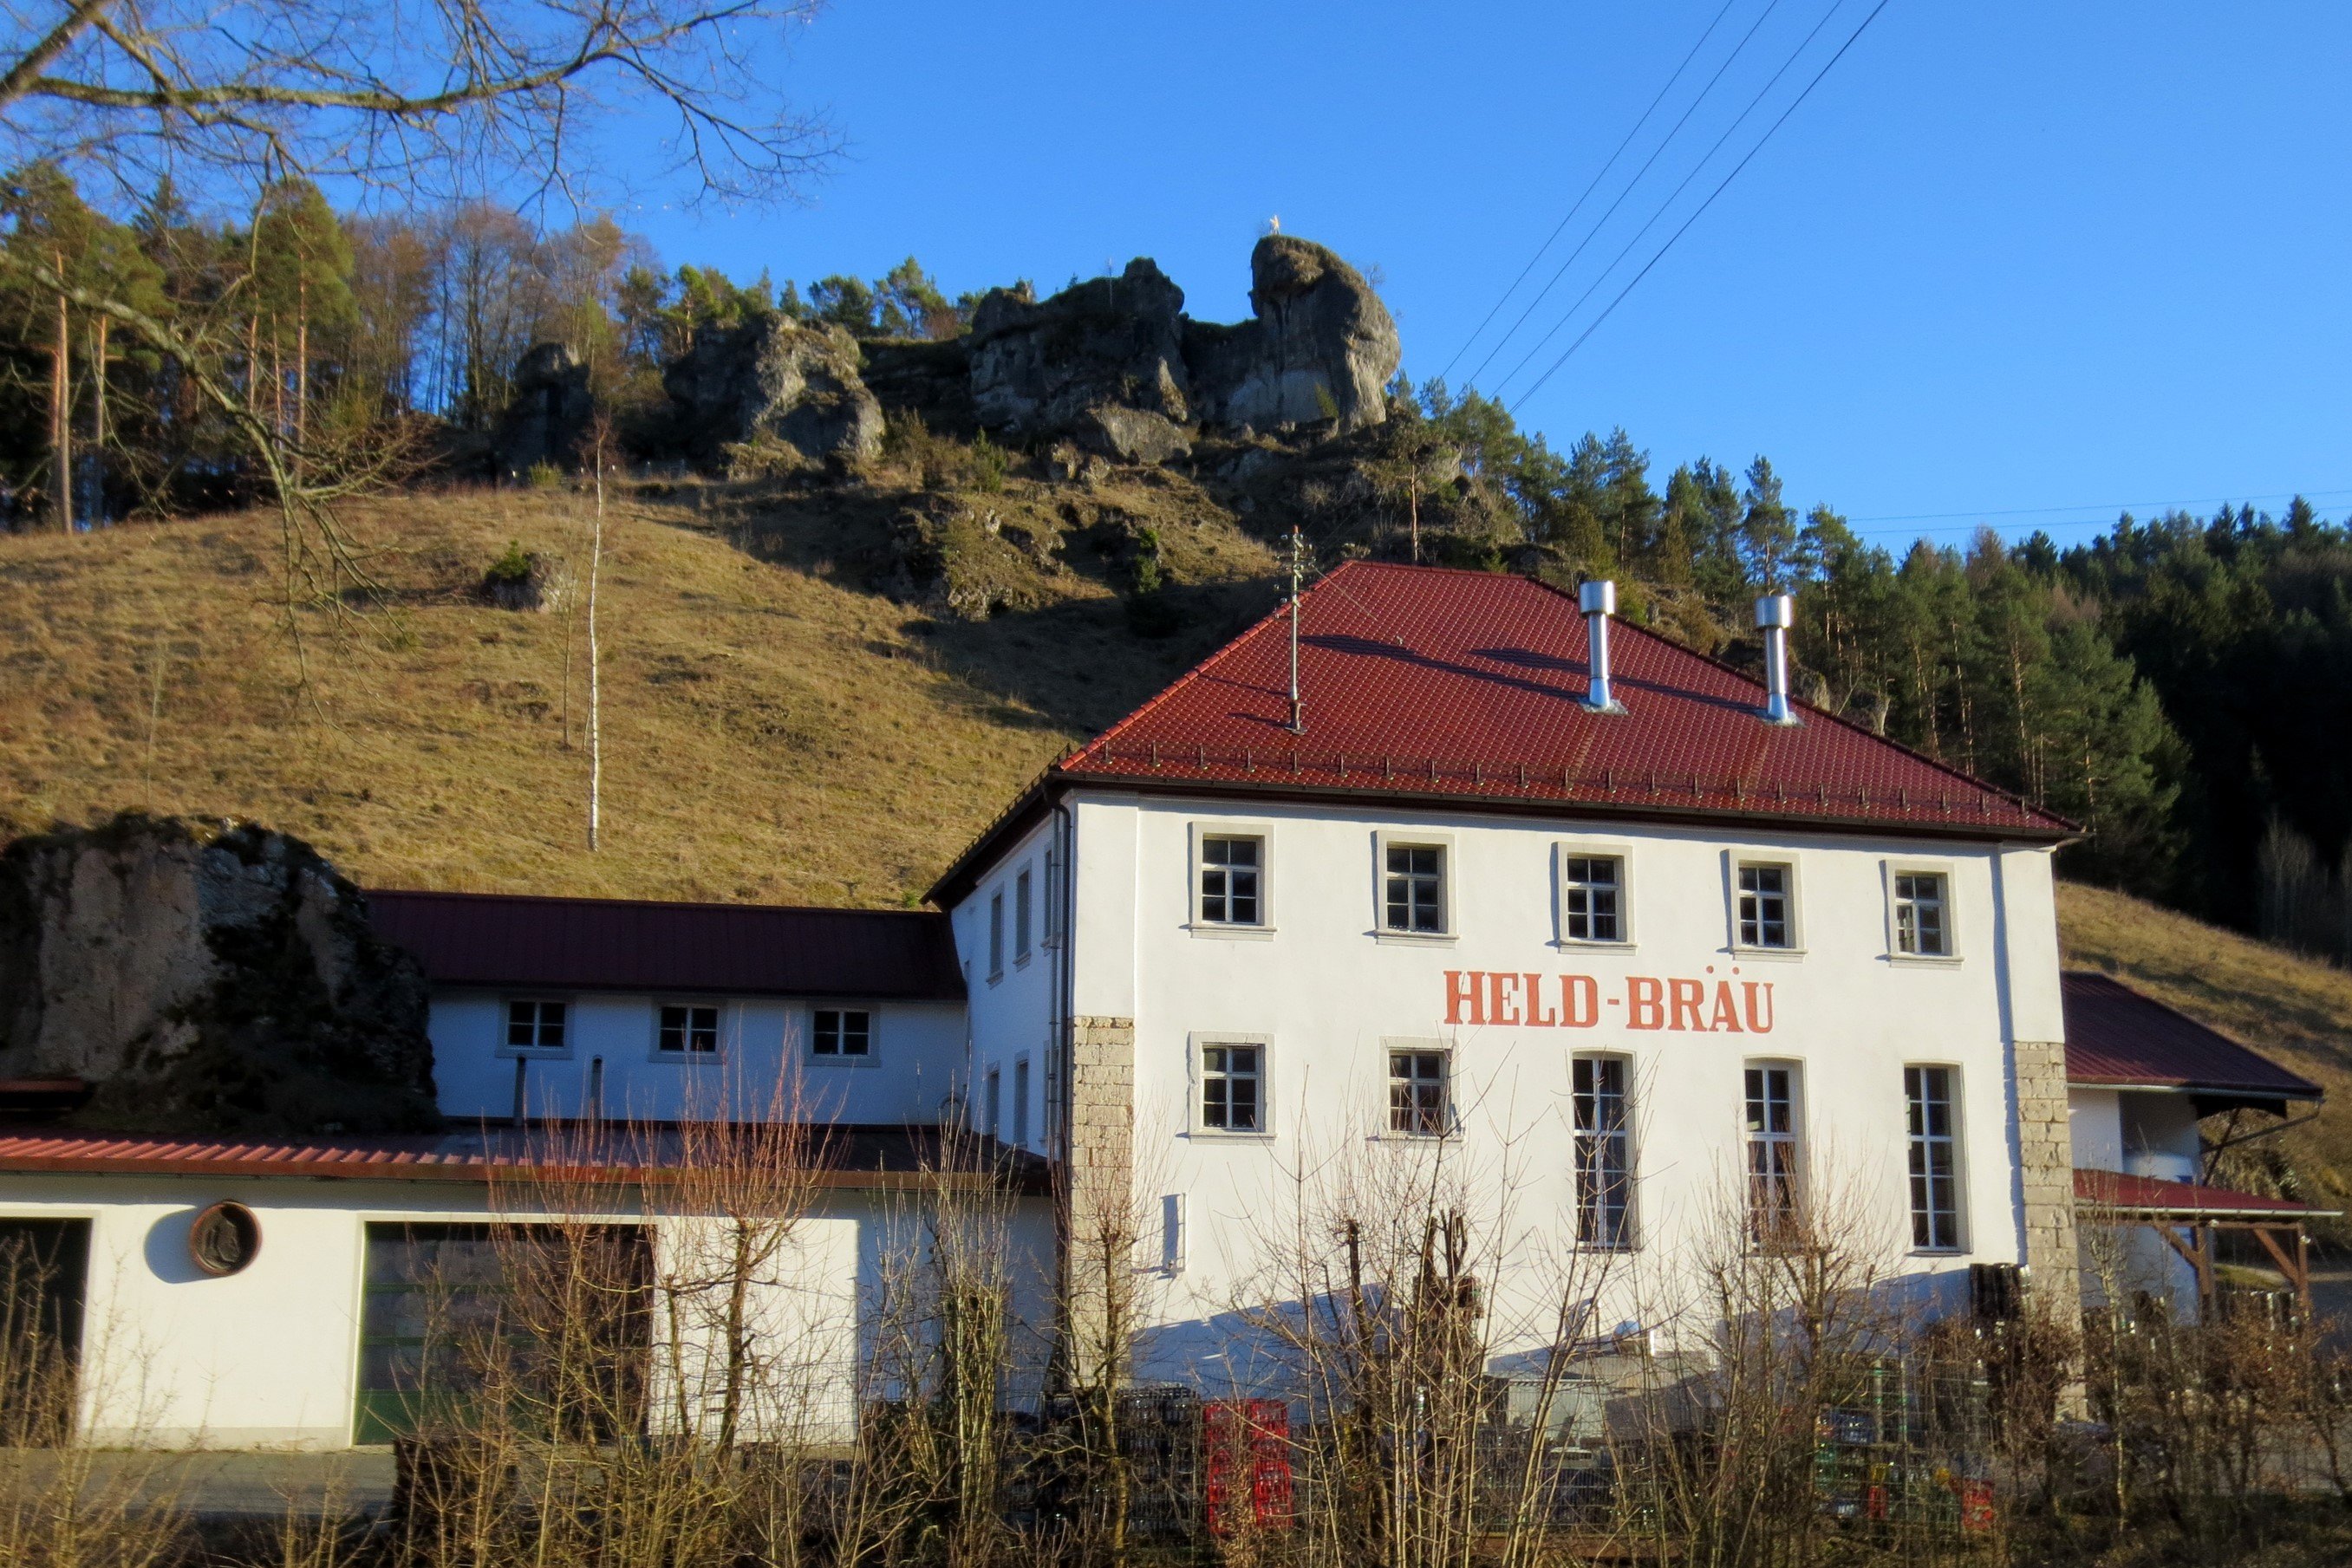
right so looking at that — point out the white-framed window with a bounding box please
[988,890,1006,981]
[1015,869,1034,965]
[1889,867,1955,959]
[1388,1047,1450,1135]
[655,1002,720,1057]
[812,1008,872,1059]
[1381,843,1448,934]
[1013,1056,1032,1147]
[1573,1054,1633,1247]
[1557,846,1631,945]
[1906,1065,1963,1251]
[1192,1035,1269,1134]
[1744,1063,1802,1244]
[1734,860,1798,951]
[1198,835,1264,927]
[502,998,570,1056]
[984,1066,1003,1142]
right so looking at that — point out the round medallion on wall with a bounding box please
[188,1201,262,1277]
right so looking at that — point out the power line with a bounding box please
[1847,487,2352,525]
[1497,0,1860,401]
[1511,0,1894,412]
[1437,0,1747,387]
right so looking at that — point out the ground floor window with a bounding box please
[0,1219,88,1447]
[1572,1055,1632,1247]
[1906,1065,1963,1250]
[355,1222,650,1445]
[1389,1049,1450,1135]
[1744,1064,1802,1244]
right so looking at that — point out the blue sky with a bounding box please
[616,2,2352,549]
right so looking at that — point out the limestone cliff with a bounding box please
[0,816,438,1135]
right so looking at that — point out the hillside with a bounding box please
[0,476,1279,907]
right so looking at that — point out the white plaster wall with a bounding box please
[2070,1088,2123,1171]
[1039,791,2059,1384]
[431,996,966,1127]
[0,1175,1056,1450]
[951,815,1062,1154]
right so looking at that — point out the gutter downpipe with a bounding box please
[1048,791,1078,1391]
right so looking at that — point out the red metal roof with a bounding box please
[2075,1168,2339,1220]
[0,1125,1047,1193]
[1066,563,2064,828]
[2062,972,2323,1099]
[368,890,965,1001]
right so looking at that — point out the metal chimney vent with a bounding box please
[1755,594,1798,725]
[1579,580,1625,714]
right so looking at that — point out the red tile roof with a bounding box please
[368,890,966,1001]
[933,565,2069,902]
[2062,973,2323,1100]
[2075,1168,2339,1220]
[0,1125,1047,1192]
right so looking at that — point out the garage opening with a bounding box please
[0,1218,91,1446]
[355,1222,651,1446]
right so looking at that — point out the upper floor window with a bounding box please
[1199,1043,1263,1133]
[1389,1049,1450,1135]
[1906,1065,1962,1250]
[505,999,569,1052]
[988,891,1006,980]
[814,1009,870,1058]
[1893,872,1950,957]
[1573,1055,1632,1247]
[1384,844,1447,934]
[1015,869,1034,962]
[1744,1064,1802,1244]
[1736,862,1795,949]
[1561,855,1625,943]
[1013,1057,1032,1147]
[657,1004,719,1055]
[1198,836,1263,927]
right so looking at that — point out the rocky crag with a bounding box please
[0,816,439,1135]
[507,235,1400,476]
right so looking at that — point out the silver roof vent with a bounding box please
[1580,579,1625,714]
[1755,594,1799,725]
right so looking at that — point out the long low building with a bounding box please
[0,563,2329,1450]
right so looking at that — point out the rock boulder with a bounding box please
[664,318,885,472]
[1190,236,1400,434]
[0,816,439,1135]
[496,342,595,477]
[968,259,1191,439]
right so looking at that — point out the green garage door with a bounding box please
[0,1218,91,1447]
[355,1222,650,1446]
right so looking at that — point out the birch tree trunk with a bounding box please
[587,447,604,851]
[50,257,70,533]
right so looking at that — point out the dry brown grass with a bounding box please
[2059,879,2352,1214]
[0,477,1275,907]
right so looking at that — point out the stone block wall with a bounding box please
[1059,1014,1135,1383]
[2015,1036,2082,1325]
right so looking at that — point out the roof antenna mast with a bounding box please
[1287,524,1306,734]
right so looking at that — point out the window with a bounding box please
[657,1004,719,1055]
[1736,862,1795,949]
[1015,869,1033,962]
[1199,836,1263,926]
[1013,1057,1031,1147]
[1906,1066,1962,1250]
[1199,1044,1263,1133]
[1573,1056,1632,1247]
[985,1068,1002,1142]
[1893,872,1949,957]
[1389,1050,1449,1135]
[988,891,1005,980]
[505,999,568,1051]
[1744,1065,1801,1242]
[813,1009,870,1057]
[1561,856,1625,943]
[1384,844,1446,934]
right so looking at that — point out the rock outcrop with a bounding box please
[496,342,594,476]
[0,817,438,1135]
[664,318,885,471]
[1189,236,1399,434]
[968,259,1192,439]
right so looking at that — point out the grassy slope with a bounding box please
[2059,881,2352,1220]
[0,478,1275,907]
